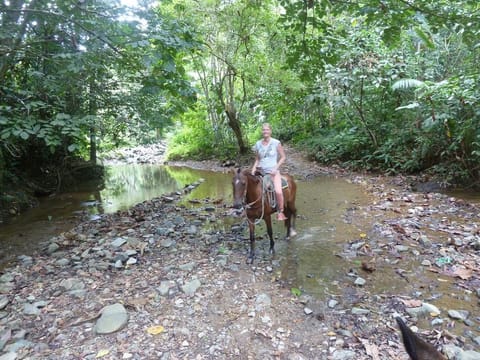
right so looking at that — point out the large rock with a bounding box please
[94,303,129,335]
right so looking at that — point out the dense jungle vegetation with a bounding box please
[1,0,479,212]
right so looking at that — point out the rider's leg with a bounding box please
[273,172,286,220]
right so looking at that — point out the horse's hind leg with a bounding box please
[265,216,275,254]
[285,206,297,238]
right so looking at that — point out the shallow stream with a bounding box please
[0,164,477,322]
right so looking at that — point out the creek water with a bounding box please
[0,164,476,319]
[0,164,369,279]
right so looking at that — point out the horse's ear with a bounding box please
[236,168,242,174]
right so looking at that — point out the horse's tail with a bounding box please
[396,317,446,360]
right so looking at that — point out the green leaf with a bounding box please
[291,287,302,297]
[414,27,435,49]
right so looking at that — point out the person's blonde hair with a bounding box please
[262,123,272,130]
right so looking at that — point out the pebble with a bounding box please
[328,300,338,308]
[354,277,366,286]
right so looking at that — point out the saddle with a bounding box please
[254,172,289,209]
[263,174,289,190]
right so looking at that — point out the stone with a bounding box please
[351,307,370,315]
[0,274,14,283]
[160,239,174,248]
[111,237,127,248]
[255,293,272,311]
[448,309,469,321]
[354,277,366,286]
[395,245,409,252]
[55,258,70,267]
[331,349,355,360]
[59,278,85,292]
[47,243,60,254]
[406,302,440,318]
[23,303,40,316]
[94,303,129,334]
[0,352,17,360]
[179,262,196,271]
[157,281,171,296]
[304,307,313,315]
[181,279,201,296]
[126,257,137,265]
[0,296,8,310]
[328,300,338,308]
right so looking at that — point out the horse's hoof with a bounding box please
[289,229,297,237]
[246,256,254,265]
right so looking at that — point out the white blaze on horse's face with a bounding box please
[232,172,247,210]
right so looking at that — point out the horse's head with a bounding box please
[232,168,247,210]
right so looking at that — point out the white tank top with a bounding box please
[255,138,280,171]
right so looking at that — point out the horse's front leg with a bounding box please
[264,215,275,254]
[247,221,256,264]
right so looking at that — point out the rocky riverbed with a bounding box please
[0,144,479,359]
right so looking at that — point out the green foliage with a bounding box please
[166,105,237,161]
[2,0,480,190]
[0,0,199,192]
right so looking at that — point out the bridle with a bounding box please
[238,173,268,225]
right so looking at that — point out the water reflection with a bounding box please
[90,165,186,214]
[0,164,225,267]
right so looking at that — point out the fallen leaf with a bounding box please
[453,267,473,280]
[147,325,165,335]
[96,349,110,358]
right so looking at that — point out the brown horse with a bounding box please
[232,168,297,263]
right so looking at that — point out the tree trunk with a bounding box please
[0,147,4,186]
[90,126,97,164]
[89,77,97,164]
[225,104,248,154]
